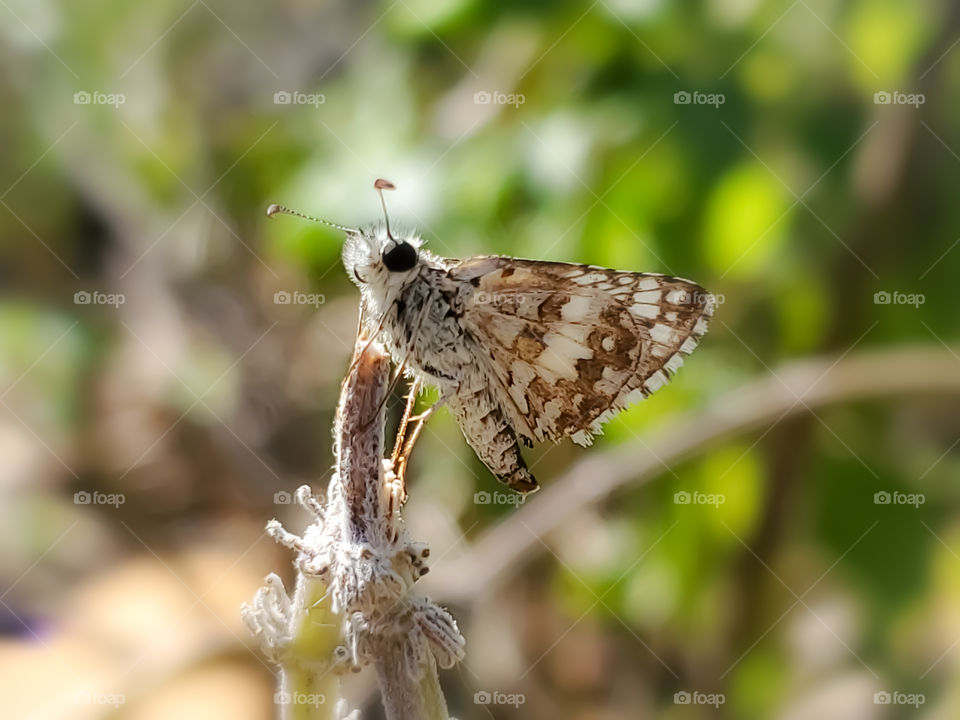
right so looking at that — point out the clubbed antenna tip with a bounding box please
[264,203,355,233]
[373,178,396,239]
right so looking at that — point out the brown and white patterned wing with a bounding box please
[450,256,715,445]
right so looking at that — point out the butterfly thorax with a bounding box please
[342,225,474,390]
[379,263,482,390]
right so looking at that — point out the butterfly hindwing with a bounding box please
[451,257,715,445]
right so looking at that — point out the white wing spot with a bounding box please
[508,382,529,414]
[542,333,592,380]
[560,295,593,321]
[572,271,612,286]
[593,366,623,396]
[664,353,684,374]
[556,323,591,344]
[702,294,717,316]
[510,359,536,391]
[542,399,562,425]
[650,324,679,345]
[632,290,661,304]
[643,370,668,394]
[571,429,592,446]
[629,303,659,319]
[680,336,699,354]
[601,335,616,352]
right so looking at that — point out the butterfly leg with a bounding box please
[392,384,449,499]
[447,387,539,494]
[394,404,435,490]
[390,377,421,468]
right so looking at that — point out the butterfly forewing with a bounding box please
[452,257,715,445]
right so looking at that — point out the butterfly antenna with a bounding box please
[265,203,355,233]
[374,178,396,240]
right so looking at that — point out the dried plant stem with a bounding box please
[372,639,450,720]
[244,336,463,720]
[282,576,341,720]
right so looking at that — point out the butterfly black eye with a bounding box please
[382,241,418,272]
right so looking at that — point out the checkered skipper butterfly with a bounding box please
[268,179,715,494]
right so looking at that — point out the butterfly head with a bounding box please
[342,222,423,290]
[341,178,423,300]
[266,179,424,310]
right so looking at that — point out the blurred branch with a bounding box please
[426,346,960,603]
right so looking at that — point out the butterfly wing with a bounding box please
[450,256,715,445]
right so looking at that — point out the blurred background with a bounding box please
[1,0,959,718]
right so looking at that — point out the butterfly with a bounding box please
[268,179,715,494]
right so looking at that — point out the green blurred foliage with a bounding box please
[1,0,960,718]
